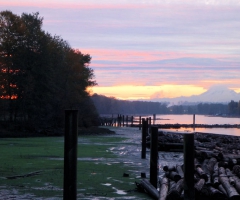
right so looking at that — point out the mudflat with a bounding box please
[1,126,177,199]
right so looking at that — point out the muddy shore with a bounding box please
[105,126,184,179]
[2,126,237,199]
[0,126,180,200]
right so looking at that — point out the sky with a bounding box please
[1,0,240,100]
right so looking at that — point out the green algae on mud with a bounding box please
[0,134,151,199]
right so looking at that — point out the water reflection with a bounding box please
[160,127,240,136]
[146,114,240,125]
[144,114,240,136]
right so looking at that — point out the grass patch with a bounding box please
[0,135,150,199]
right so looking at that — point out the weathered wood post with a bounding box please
[184,132,195,200]
[141,118,147,159]
[153,114,156,125]
[193,114,195,131]
[114,115,117,127]
[117,114,119,127]
[150,126,158,188]
[119,115,122,127]
[64,110,78,200]
[146,118,149,135]
[131,116,134,127]
[121,115,123,127]
[118,114,121,127]
[111,114,114,126]
[122,115,125,127]
[148,117,152,134]
[139,116,142,130]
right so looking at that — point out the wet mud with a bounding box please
[0,126,183,199]
[106,127,183,179]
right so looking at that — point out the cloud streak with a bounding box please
[1,0,240,99]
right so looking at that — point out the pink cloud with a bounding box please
[80,48,226,63]
[1,1,148,10]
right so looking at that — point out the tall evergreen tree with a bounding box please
[0,11,98,131]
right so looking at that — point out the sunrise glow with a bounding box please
[92,85,207,100]
[2,0,240,101]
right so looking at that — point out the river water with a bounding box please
[143,114,240,136]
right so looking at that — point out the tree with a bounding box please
[238,101,240,115]
[228,100,238,115]
[0,11,98,131]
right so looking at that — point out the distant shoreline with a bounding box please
[206,114,240,119]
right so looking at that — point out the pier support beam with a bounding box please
[141,118,147,159]
[184,133,195,200]
[150,126,158,188]
[64,110,78,200]
[139,116,142,130]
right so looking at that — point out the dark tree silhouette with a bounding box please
[0,11,98,131]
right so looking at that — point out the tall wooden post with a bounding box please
[111,114,113,126]
[184,133,195,200]
[146,118,149,135]
[64,110,78,200]
[193,114,195,131]
[141,118,147,159]
[139,116,142,130]
[120,115,122,127]
[150,126,158,188]
[153,114,156,125]
[148,117,152,134]
[131,116,133,126]
[117,114,119,127]
[118,114,120,127]
[126,115,128,127]
[122,115,125,127]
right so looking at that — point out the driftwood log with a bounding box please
[138,131,240,200]
[136,179,159,200]
[5,170,43,179]
[219,174,240,199]
[166,179,184,200]
[146,132,240,155]
[159,177,169,200]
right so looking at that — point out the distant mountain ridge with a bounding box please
[151,85,240,104]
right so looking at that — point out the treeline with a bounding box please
[91,94,240,116]
[228,100,240,115]
[0,11,98,131]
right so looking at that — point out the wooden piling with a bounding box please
[149,117,152,134]
[139,116,142,130]
[64,110,78,200]
[111,114,113,126]
[184,133,195,200]
[150,126,158,188]
[153,114,156,125]
[146,118,149,135]
[117,114,119,127]
[119,115,122,127]
[193,114,195,131]
[142,118,147,159]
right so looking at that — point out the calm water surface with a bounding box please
[144,114,240,136]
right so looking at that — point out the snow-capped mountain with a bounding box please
[151,85,240,104]
[193,85,240,102]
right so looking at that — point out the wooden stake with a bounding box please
[184,133,195,200]
[150,126,158,188]
[64,110,78,200]
[141,118,147,159]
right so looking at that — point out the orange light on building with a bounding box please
[10,83,17,88]
[1,68,20,73]
[0,95,18,99]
